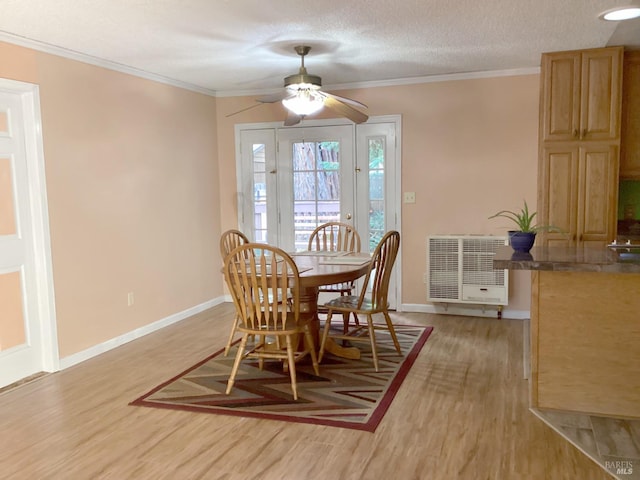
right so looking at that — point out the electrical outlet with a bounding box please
[403,192,416,204]
[127,292,134,306]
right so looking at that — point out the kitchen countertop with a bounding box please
[493,245,640,273]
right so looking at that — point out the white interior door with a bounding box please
[0,82,57,388]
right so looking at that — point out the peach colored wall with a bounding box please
[0,42,38,82]
[1,35,537,363]
[216,74,540,312]
[1,41,222,357]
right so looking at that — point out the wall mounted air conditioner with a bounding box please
[427,235,508,316]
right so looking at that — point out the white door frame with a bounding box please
[0,78,59,379]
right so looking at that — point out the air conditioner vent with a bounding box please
[428,238,459,300]
[427,235,508,306]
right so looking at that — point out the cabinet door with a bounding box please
[580,48,623,141]
[578,144,618,247]
[540,47,622,142]
[538,145,578,247]
[540,52,581,142]
[620,51,640,178]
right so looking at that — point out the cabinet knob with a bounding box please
[573,129,578,138]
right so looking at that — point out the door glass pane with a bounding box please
[252,143,268,243]
[293,141,340,250]
[0,157,17,236]
[369,137,385,251]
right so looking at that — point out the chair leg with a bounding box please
[285,335,298,400]
[224,315,241,356]
[304,325,320,376]
[345,289,359,327]
[226,334,248,395]
[258,334,266,370]
[342,312,350,334]
[318,310,334,363]
[366,314,379,372]
[383,311,402,354]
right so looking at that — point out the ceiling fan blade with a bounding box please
[257,91,289,103]
[226,102,264,117]
[284,111,302,126]
[322,91,368,109]
[322,96,369,124]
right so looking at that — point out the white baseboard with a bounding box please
[401,303,530,320]
[59,296,226,370]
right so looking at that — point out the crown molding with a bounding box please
[1,31,539,99]
[216,66,541,97]
[0,31,217,97]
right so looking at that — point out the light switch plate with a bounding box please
[403,192,416,203]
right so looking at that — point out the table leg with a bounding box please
[299,286,360,360]
[323,337,360,360]
[299,286,320,346]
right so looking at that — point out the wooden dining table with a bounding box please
[289,251,371,359]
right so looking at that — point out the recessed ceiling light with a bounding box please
[599,6,640,21]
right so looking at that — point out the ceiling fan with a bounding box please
[228,45,368,127]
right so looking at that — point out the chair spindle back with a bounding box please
[220,229,250,261]
[307,222,361,253]
[357,231,400,309]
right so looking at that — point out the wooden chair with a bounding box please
[308,222,362,330]
[220,229,250,356]
[223,243,319,400]
[318,230,402,372]
[220,230,294,357]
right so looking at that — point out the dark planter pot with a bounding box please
[510,251,534,261]
[508,231,536,253]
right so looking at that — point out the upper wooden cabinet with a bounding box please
[620,50,640,178]
[540,47,623,143]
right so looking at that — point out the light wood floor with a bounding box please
[0,304,611,479]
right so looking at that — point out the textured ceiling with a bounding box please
[0,0,638,96]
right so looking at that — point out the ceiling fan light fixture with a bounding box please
[282,87,324,116]
[599,6,640,20]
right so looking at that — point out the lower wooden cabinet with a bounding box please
[531,270,640,418]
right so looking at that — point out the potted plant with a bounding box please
[488,200,557,253]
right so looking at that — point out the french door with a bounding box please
[276,125,355,251]
[236,117,400,308]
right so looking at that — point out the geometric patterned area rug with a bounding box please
[130,324,433,432]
